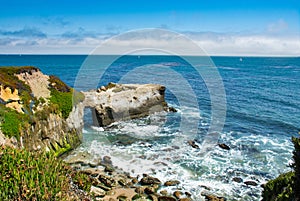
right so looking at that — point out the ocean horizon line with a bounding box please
[0,54,299,58]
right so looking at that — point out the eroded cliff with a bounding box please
[0,67,84,155]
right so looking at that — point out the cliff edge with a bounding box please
[0,66,84,155]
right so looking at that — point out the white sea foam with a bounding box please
[91,126,104,132]
[70,110,294,201]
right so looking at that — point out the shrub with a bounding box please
[0,147,70,200]
[49,89,73,119]
[49,75,84,119]
[292,136,300,200]
[0,105,26,140]
[262,171,294,201]
[0,147,92,200]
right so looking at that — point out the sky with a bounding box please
[0,0,299,56]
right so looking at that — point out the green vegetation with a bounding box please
[292,136,300,200]
[262,136,300,201]
[0,105,28,140]
[262,171,294,201]
[49,88,73,119]
[0,147,92,200]
[49,75,84,119]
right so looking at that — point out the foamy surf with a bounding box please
[69,107,294,200]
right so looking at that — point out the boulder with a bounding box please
[140,175,161,185]
[218,143,230,150]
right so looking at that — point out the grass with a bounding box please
[0,105,28,140]
[49,75,84,119]
[0,146,92,200]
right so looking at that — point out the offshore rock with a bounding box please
[83,83,170,127]
[218,143,230,150]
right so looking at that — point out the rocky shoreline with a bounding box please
[64,151,227,201]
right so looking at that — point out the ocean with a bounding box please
[0,55,299,200]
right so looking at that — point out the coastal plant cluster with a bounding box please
[0,146,91,200]
[0,105,27,140]
[262,136,300,201]
[49,75,84,119]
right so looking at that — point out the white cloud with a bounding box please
[0,29,299,56]
[187,32,300,56]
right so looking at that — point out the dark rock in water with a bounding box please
[218,143,230,150]
[173,191,182,199]
[168,107,177,112]
[185,192,192,197]
[232,177,243,183]
[187,140,200,149]
[104,165,114,173]
[200,185,211,190]
[132,177,139,184]
[164,180,180,186]
[140,175,161,185]
[244,180,258,186]
[101,156,112,166]
[145,186,156,194]
[158,196,177,201]
[201,191,226,201]
[160,190,168,195]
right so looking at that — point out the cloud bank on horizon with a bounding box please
[0,0,299,56]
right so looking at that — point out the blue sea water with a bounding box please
[0,55,299,200]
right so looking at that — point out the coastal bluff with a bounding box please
[83,83,172,127]
[0,66,83,155]
[0,67,173,155]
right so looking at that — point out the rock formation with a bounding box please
[83,83,170,127]
[0,67,83,155]
[0,67,174,155]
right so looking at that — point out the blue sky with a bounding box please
[0,0,299,55]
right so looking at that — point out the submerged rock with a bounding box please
[187,140,200,149]
[232,177,243,183]
[218,143,230,150]
[201,191,226,201]
[244,180,258,186]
